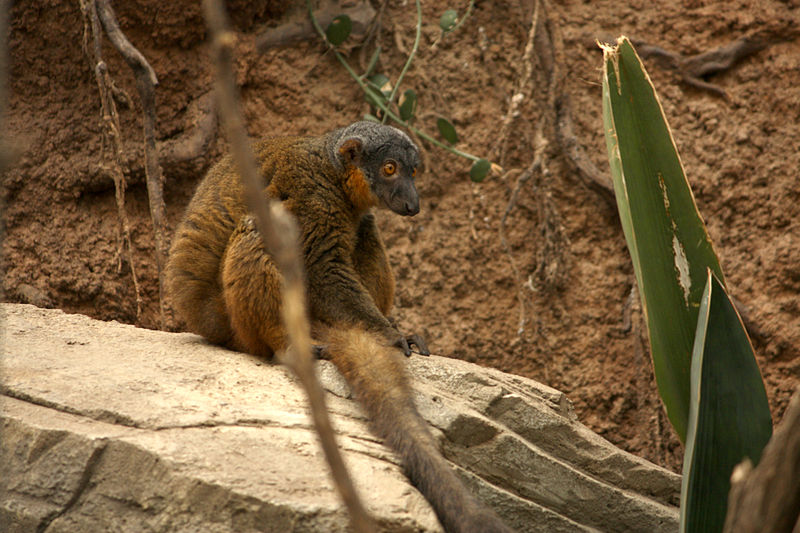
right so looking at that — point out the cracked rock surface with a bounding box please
[1,304,680,532]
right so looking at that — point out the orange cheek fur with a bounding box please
[345,166,378,211]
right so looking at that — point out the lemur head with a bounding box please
[329,121,421,216]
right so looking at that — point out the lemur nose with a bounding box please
[405,200,419,216]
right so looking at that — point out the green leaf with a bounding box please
[363,113,380,123]
[325,15,352,46]
[367,73,392,97]
[602,37,724,441]
[680,270,772,533]
[364,75,390,109]
[469,159,490,182]
[437,118,459,144]
[398,89,417,121]
[440,9,458,32]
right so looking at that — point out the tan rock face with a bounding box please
[1,304,680,532]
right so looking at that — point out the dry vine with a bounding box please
[492,0,613,201]
[496,0,574,352]
[79,0,171,327]
[202,1,376,531]
[95,0,170,328]
[79,0,143,318]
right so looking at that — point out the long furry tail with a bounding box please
[322,327,513,533]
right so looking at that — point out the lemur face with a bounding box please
[336,122,422,217]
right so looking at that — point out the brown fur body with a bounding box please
[166,123,513,533]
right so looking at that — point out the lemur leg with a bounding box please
[221,215,287,358]
[352,213,429,356]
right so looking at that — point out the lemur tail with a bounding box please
[322,327,514,533]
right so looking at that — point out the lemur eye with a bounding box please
[412,167,417,177]
[383,161,397,175]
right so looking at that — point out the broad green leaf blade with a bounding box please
[602,37,724,441]
[325,15,352,46]
[680,271,772,533]
[469,159,490,182]
[437,117,458,144]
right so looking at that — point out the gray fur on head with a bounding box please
[326,121,418,171]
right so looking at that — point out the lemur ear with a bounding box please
[338,138,363,166]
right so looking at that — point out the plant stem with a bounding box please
[306,0,482,164]
[449,0,475,36]
[382,0,421,124]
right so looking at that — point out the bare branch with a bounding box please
[201,1,377,532]
[96,0,171,328]
[79,0,143,319]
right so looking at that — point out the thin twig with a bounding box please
[634,36,767,99]
[201,2,377,532]
[491,0,541,166]
[96,0,170,329]
[499,157,539,338]
[256,0,376,52]
[80,0,143,319]
[0,0,7,266]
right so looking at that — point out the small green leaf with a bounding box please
[367,73,392,97]
[363,113,380,123]
[440,9,458,32]
[437,118,459,144]
[399,89,417,121]
[325,15,352,46]
[470,159,490,182]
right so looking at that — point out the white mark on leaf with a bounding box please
[673,234,691,306]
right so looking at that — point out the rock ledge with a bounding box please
[1,304,679,532]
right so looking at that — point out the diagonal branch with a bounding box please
[201,1,377,532]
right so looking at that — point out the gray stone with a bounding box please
[1,304,680,532]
